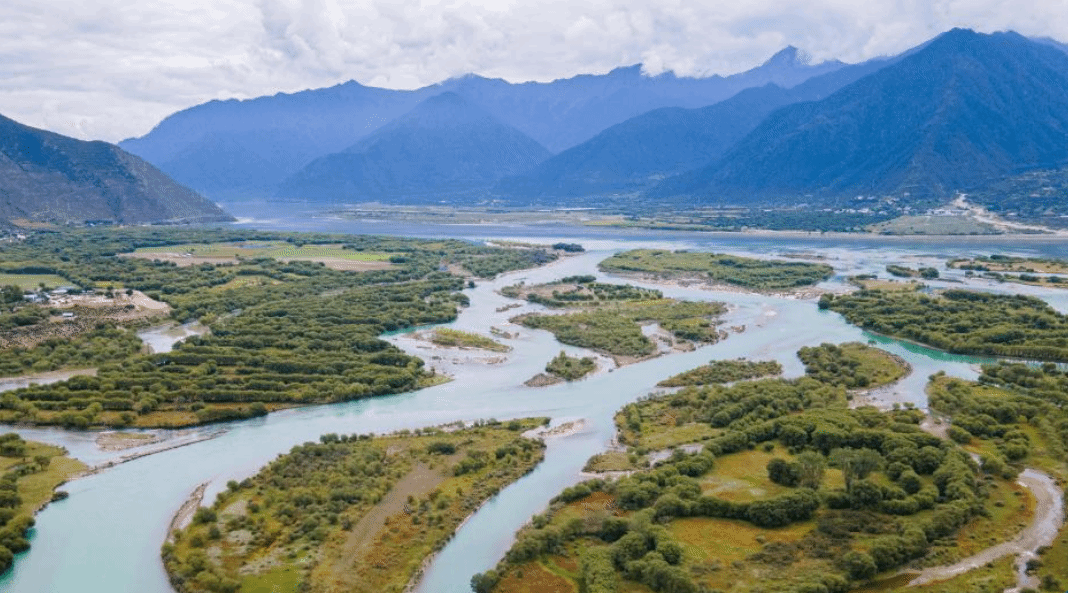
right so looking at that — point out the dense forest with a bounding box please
[164,418,547,593]
[476,358,998,593]
[599,249,834,291]
[0,229,556,427]
[820,288,1068,361]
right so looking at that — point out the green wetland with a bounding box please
[1,220,1067,593]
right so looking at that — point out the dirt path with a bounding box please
[908,469,1064,587]
[318,462,445,590]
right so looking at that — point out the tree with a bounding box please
[767,458,802,487]
[841,550,877,580]
[796,451,827,489]
[829,448,882,493]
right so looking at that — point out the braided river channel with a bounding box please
[3,218,1068,592]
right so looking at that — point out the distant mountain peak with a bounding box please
[763,46,810,67]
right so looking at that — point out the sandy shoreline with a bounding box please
[167,482,208,542]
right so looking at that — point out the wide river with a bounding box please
[3,216,1068,593]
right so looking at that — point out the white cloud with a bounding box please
[1,0,1066,142]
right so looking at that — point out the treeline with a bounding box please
[657,359,781,387]
[479,355,992,593]
[164,419,546,593]
[599,249,834,291]
[820,289,1068,362]
[798,342,909,389]
[516,300,725,358]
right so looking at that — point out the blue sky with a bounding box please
[3,0,1066,142]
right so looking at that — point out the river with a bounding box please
[2,219,1067,593]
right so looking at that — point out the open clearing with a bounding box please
[123,241,395,271]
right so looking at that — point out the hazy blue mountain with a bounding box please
[652,29,1068,206]
[276,93,550,202]
[120,82,439,198]
[449,47,846,153]
[120,48,846,199]
[494,55,894,201]
[1033,36,1068,55]
[0,113,231,224]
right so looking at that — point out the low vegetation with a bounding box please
[820,288,1068,362]
[657,359,781,387]
[928,363,1068,591]
[501,276,662,308]
[599,249,834,291]
[948,254,1068,274]
[515,299,725,359]
[0,228,556,428]
[798,342,909,389]
[0,433,86,576]
[476,349,1003,593]
[428,328,510,352]
[885,264,939,279]
[545,351,597,381]
[163,418,546,593]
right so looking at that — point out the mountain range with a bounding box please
[0,113,231,225]
[119,47,848,198]
[651,29,1068,205]
[10,27,1068,225]
[277,93,550,202]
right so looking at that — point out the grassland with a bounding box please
[163,419,547,593]
[0,273,71,290]
[0,433,87,575]
[598,249,834,291]
[428,328,511,352]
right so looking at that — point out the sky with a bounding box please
[3,0,1068,143]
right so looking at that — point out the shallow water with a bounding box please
[1,222,1064,593]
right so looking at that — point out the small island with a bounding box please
[526,351,598,386]
[598,249,834,292]
[163,418,547,593]
[657,359,782,387]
